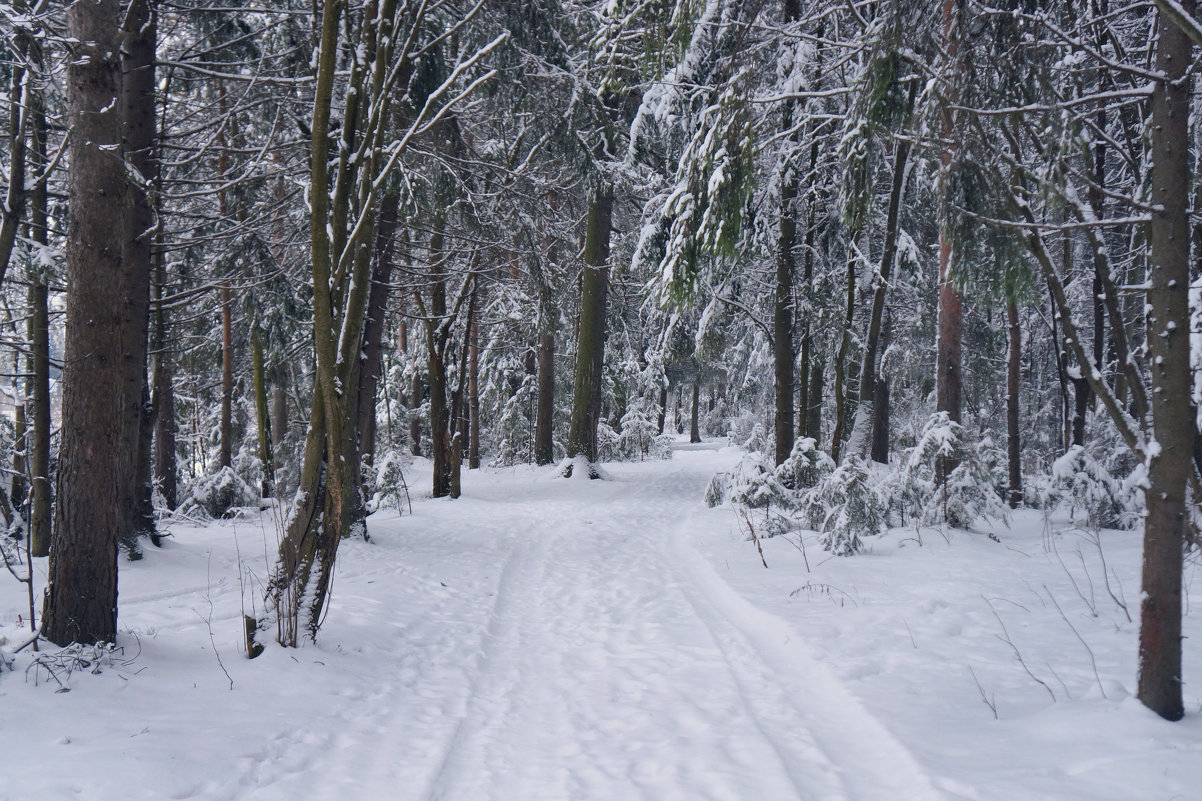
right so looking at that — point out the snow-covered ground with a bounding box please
[2,441,1201,800]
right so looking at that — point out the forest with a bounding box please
[2,0,1202,788]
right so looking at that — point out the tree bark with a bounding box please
[271,382,287,476]
[850,84,914,463]
[42,0,129,645]
[830,255,855,462]
[1137,0,1193,722]
[468,303,481,469]
[774,173,796,466]
[119,0,159,551]
[935,0,963,483]
[534,328,555,465]
[566,186,614,464]
[806,357,823,444]
[690,379,702,444]
[356,189,400,473]
[220,283,234,472]
[251,320,273,497]
[1006,300,1022,508]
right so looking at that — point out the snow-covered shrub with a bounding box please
[617,398,673,461]
[596,421,621,462]
[491,374,535,466]
[775,437,835,491]
[179,465,259,519]
[702,394,727,438]
[889,413,1008,529]
[706,454,797,536]
[726,410,758,450]
[741,423,771,456]
[365,448,413,514]
[803,456,885,556]
[1045,445,1141,529]
[724,454,795,510]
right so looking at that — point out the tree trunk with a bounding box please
[409,370,423,456]
[774,173,796,466]
[935,0,962,483]
[269,0,404,644]
[690,379,702,444]
[806,357,823,443]
[656,384,668,435]
[151,250,177,512]
[0,6,30,288]
[118,0,159,552]
[220,283,234,472]
[534,329,555,465]
[566,186,613,464]
[425,218,453,498]
[25,71,50,557]
[356,189,400,474]
[271,382,287,476]
[468,304,481,469]
[11,350,26,513]
[252,321,273,497]
[850,85,914,463]
[1071,377,1088,447]
[870,374,889,465]
[1006,300,1022,508]
[830,255,855,462]
[42,0,129,645]
[28,279,50,556]
[1137,0,1193,722]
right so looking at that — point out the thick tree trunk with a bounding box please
[42,0,129,645]
[656,384,668,435]
[534,329,555,465]
[1006,300,1022,508]
[566,186,613,464]
[1137,1,1193,722]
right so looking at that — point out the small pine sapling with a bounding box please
[803,455,886,556]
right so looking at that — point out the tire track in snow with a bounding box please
[418,526,556,801]
[662,499,948,801]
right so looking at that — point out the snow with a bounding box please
[3,442,1202,800]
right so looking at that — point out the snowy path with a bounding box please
[8,443,1202,801]
[285,446,945,801]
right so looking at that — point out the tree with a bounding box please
[1137,0,1194,722]
[42,0,134,645]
